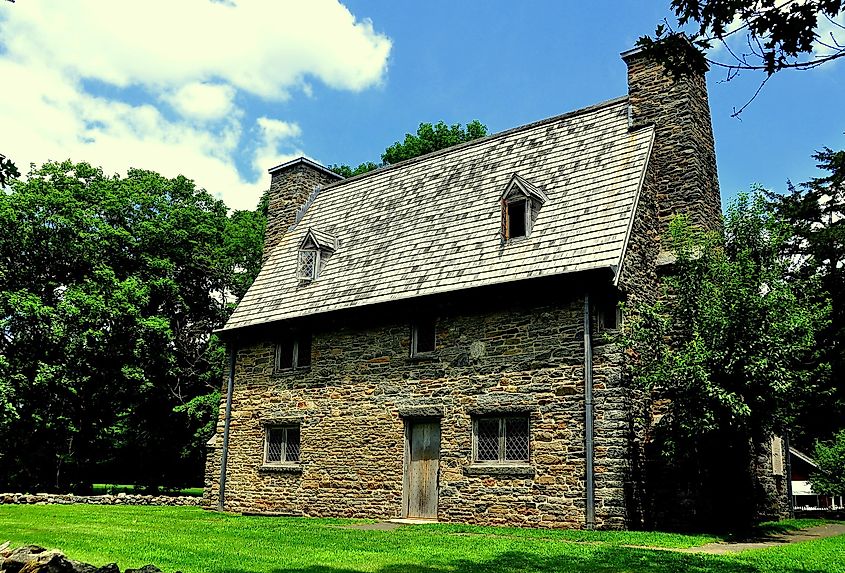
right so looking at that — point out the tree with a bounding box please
[810,429,845,496]
[623,193,825,529]
[330,120,487,177]
[767,147,845,450]
[0,160,263,491]
[639,1,845,114]
[0,153,19,187]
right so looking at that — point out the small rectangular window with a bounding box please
[410,320,436,356]
[507,200,527,239]
[597,300,623,332]
[275,333,311,371]
[473,416,530,463]
[265,426,300,464]
[298,250,318,281]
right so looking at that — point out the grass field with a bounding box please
[0,505,843,573]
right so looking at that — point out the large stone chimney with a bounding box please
[263,157,343,263]
[622,47,721,244]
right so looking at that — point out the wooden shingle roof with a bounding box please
[222,97,654,331]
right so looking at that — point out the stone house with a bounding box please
[204,47,739,529]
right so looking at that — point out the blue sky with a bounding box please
[1,1,843,211]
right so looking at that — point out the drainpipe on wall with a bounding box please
[584,294,596,529]
[218,342,237,512]
[784,431,794,519]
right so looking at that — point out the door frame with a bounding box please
[402,417,441,519]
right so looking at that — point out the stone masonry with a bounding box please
[206,279,632,529]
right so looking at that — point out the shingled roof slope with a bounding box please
[223,97,654,331]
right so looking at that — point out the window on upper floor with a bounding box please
[506,199,528,239]
[275,333,312,371]
[596,298,623,332]
[410,319,436,356]
[500,174,547,242]
[265,425,301,464]
[297,228,337,283]
[298,249,319,281]
[473,415,530,463]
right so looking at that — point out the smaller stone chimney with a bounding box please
[622,47,722,243]
[263,157,343,263]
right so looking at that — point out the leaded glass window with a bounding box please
[298,249,318,281]
[265,426,300,464]
[473,416,530,463]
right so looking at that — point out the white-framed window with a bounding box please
[298,249,319,281]
[410,319,436,356]
[473,416,530,463]
[265,425,301,464]
[275,334,312,371]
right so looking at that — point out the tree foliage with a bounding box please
[810,429,845,495]
[0,161,263,491]
[0,154,19,187]
[623,193,826,527]
[767,148,845,450]
[640,1,845,77]
[330,120,487,177]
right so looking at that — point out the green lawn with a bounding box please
[0,505,842,573]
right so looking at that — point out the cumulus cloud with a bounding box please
[163,83,237,122]
[0,0,392,210]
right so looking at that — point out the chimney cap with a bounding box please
[267,156,344,179]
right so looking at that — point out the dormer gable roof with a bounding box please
[501,173,548,205]
[300,228,337,252]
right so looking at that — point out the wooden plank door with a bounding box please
[405,420,440,519]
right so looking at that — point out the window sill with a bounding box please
[259,463,303,474]
[463,464,535,477]
[408,351,437,363]
[271,367,311,377]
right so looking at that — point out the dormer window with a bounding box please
[506,200,528,238]
[298,249,318,281]
[500,174,548,241]
[297,228,337,283]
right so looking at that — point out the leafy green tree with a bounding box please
[330,120,487,177]
[639,1,845,78]
[0,160,262,491]
[328,162,380,178]
[0,153,19,187]
[810,429,845,496]
[767,148,845,450]
[623,193,825,529]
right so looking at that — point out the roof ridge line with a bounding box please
[318,95,629,191]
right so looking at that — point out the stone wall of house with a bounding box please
[263,162,342,263]
[205,282,633,529]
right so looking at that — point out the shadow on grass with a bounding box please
[219,546,830,573]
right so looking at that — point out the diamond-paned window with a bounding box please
[473,416,530,463]
[298,250,318,282]
[476,418,500,461]
[265,425,300,464]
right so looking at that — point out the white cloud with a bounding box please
[0,0,392,211]
[164,83,237,121]
[253,118,304,175]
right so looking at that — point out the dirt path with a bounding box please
[642,522,845,554]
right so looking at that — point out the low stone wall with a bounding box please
[0,492,202,506]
